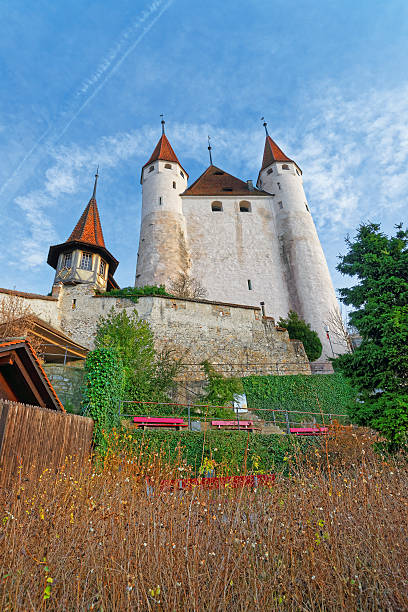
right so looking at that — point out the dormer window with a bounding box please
[80,252,92,271]
[211,201,223,212]
[165,163,172,169]
[239,201,251,212]
[149,165,154,172]
[62,252,72,268]
[99,259,106,276]
[222,187,233,192]
[213,171,224,175]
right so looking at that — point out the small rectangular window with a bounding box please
[173,181,176,189]
[149,165,154,172]
[247,279,252,290]
[80,252,92,270]
[63,252,72,267]
[278,201,283,209]
[277,182,281,190]
[159,196,162,205]
[99,259,106,276]
[305,203,309,212]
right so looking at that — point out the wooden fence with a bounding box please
[0,400,94,487]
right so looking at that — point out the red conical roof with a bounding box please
[67,197,106,247]
[142,132,188,181]
[261,135,293,170]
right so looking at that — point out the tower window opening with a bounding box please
[277,182,281,190]
[99,259,106,276]
[149,165,154,172]
[282,164,290,170]
[267,168,273,175]
[296,169,301,176]
[305,203,310,212]
[239,201,251,212]
[222,187,233,192]
[62,252,72,268]
[180,171,185,178]
[213,171,224,175]
[79,252,92,270]
[159,196,163,206]
[211,201,223,212]
[278,201,283,209]
[164,163,172,169]
[173,181,176,189]
[247,279,252,290]
[72,299,76,310]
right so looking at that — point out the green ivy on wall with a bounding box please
[242,373,357,425]
[82,347,124,443]
[100,285,171,303]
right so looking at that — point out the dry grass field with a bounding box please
[0,429,407,611]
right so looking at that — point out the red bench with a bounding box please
[211,420,255,431]
[290,427,329,436]
[133,417,188,430]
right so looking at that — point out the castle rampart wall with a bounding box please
[0,287,60,328]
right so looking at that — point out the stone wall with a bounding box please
[56,286,310,379]
[44,364,85,412]
[0,287,59,328]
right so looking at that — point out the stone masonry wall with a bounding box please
[56,286,310,379]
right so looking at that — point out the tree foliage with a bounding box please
[334,222,408,450]
[101,285,170,303]
[94,308,181,403]
[278,310,322,362]
[198,361,242,418]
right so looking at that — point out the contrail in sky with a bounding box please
[0,0,173,199]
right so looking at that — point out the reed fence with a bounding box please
[0,400,93,487]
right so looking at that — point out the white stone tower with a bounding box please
[257,123,343,359]
[135,120,190,287]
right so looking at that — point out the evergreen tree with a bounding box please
[335,222,408,450]
[278,310,323,362]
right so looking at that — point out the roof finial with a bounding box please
[160,113,165,135]
[208,135,213,165]
[261,116,269,137]
[92,166,99,199]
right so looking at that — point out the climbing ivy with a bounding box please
[242,373,357,425]
[82,347,124,443]
[198,361,243,418]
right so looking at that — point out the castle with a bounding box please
[0,121,345,379]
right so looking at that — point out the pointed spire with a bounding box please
[160,113,165,134]
[261,134,293,171]
[142,122,188,179]
[67,173,106,247]
[207,135,213,165]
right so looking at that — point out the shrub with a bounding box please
[278,310,322,361]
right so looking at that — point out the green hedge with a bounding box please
[110,430,319,474]
[242,373,356,425]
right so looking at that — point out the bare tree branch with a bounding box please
[168,272,208,300]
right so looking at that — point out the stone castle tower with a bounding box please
[135,121,344,360]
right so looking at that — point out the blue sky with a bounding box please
[1,0,407,300]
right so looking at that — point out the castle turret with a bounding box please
[135,120,189,288]
[257,126,345,359]
[47,171,119,292]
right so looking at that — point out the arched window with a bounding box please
[211,201,223,212]
[239,201,251,212]
[165,163,172,169]
[282,164,290,170]
[267,168,273,175]
[149,165,154,172]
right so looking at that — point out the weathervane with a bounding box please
[261,116,269,136]
[208,135,213,165]
[160,114,165,134]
